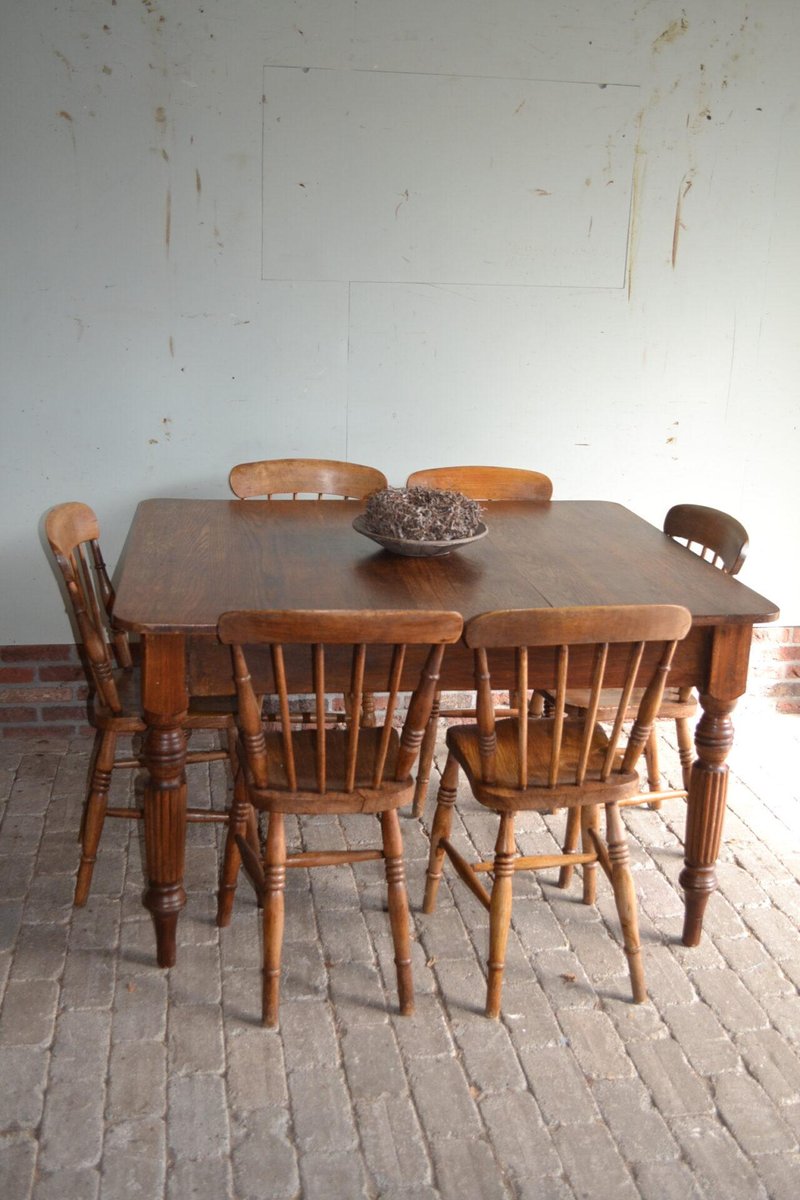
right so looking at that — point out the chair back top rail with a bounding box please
[664,503,748,575]
[406,465,553,502]
[229,458,388,500]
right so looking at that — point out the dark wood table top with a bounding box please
[113,498,779,634]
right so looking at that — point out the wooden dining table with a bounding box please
[112,497,779,968]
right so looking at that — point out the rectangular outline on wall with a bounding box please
[261,65,640,291]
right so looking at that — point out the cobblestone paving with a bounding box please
[1,700,799,1199]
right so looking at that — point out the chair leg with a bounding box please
[362,691,377,728]
[644,730,663,810]
[216,764,254,927]
[605,801,647,1003]
[262,812,286,1028]
[580,805,598,906]
[675,716,694,792]
[412,695,441,818]
[486,813,516,1020]
[423,751,459,913]
[382,809,414,1016]
[75,730,116,907]
[558,807,582,889]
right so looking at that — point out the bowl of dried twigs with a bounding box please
[353,486,488,557]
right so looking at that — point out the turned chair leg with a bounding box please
[423,752,459,913]
[486,813,516,1019]
[75,730,116,907]
[558,807,581,889]
[605,801,647,1003]
[412,695,441,818]
[382,809,414,1016]
[644,730,663,810]
[675,715,695,792]
[580,805,598,906]
[262,812,286,1028]
[216,763,254,926]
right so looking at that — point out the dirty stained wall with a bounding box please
[1,1,798,640]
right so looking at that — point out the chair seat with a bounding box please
[249,726,413,814]
[563,685,697,723]
[446,717,642,812]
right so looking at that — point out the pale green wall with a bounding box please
[1,1,797,639]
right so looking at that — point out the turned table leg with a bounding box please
[678,621,753,947]
[141,634,189,968]
[679,692,736,945]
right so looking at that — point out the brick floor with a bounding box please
[1,698,799,1199]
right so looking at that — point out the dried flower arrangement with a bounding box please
[363,486,484,542]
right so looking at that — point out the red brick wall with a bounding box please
[0,645,92,739]
[751,626,800,714]
[1,629,798,736]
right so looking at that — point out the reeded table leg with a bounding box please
[679,622,752,948]
[679,692,735,946]
[141,634,189,968]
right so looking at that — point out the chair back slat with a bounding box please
[621,639,680,772]
[601,641,646,778]
[271,645,297,790]
[346,645,366,791]
[576,642,609,784]
[373,645,406,787]
[313,644,326,791]
[474,647,497,784]
[218,609,463,799]
[516,647,528,789]
[549,644,568,787]
[87,537,133,668]
[230,643,270,787]
[396,643,450,780]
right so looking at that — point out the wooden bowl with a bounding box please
[352,514,488,557]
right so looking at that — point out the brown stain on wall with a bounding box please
[671,174,694,269]
[165,189,171,255]
[195,169,202,196]
[653,16,689,51]
[626,111,647,300]
[58,111,76,153]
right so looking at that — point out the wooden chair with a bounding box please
[45,503,250,918]
[406,465,553,503]
[405,466,554,815]
[229,458,387,500]
[556,503,748,890]
[217,607,463,1027]
[422,602,692,1016]
[568,505,748,785]
[229,458,390,727]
